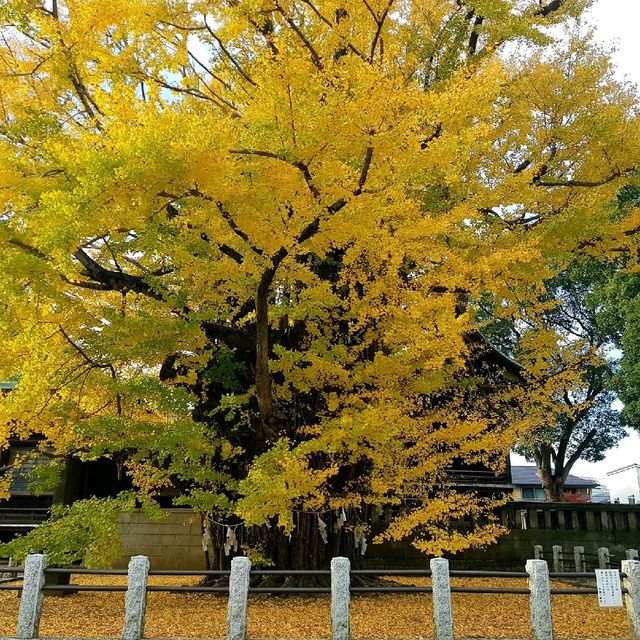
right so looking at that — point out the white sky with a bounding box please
[510,0,640,483]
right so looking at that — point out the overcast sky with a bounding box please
[510,0,640,482]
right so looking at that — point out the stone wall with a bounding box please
[366,501,640,570]
[114,502,640,570]
[116,509,205,569]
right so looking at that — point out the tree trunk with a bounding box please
[534,446,565,503]
[540,473,564,502]
[204,510,369,586]
[255,278,274,432]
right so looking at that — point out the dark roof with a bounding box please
[464,331,524,381]
[511,466,598,488]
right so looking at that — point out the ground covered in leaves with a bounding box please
[0,575,631,639]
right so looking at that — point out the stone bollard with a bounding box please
[122,555,150,640]
[16,554,48,640]
[628,549,640,561]
[526,559,553,640]
[573,546,585,573]
[331,557,350,640]
[552,545,563,573]
[534,545,544,560]
[227,556,252,640]
[622,560,640,640]
[430,558,454,640]
[597,547,610,570]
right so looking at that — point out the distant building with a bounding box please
[606,464,640,504]
[511,465,598,501]
[591,484,611,504]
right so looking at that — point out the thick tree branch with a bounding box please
[254,246,288,431]
[229,148,321,198]
[202,322,257,352]
[534,170,623,188]
[354,146,374,195]
[203,16,257,87]
[72,248,165,301]
[243,145,375,427]
[555,421,572,472]
[468,15,484,56]
[534,0,567,18]
[367,0,394,63]
[275,1,324,69]
[421,123,443,150]
[215,201,264,257]
[7,238,50,260]
[563,428,598,481]
[158,190,247,264]
[219,244,244,264]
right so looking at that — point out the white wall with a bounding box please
[605,465,640,504]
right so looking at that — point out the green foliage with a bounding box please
[202,350,247,393]
[26,459,64,496]
[588,186,640,425]
[481,254,632,492]
[600,273,640,424]
[0,493,135,568]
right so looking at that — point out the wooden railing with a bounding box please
[501,500,640,532]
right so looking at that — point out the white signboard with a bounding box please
[595,569,623,607]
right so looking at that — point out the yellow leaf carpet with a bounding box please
[0,576,631,638]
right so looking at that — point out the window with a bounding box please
[7,448,52,495]
[522,487,545,500]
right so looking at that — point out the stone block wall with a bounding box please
[366,501,640,570]
[116,509,205,569]
[114,502,640,570]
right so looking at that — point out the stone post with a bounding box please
[573,546,585,572]
[16,553,48,640]
[597,547,610,570]
[627,549,640,561]
[622,560,640,640]
[331,557,350,640]
[534,545,544,560]
[1,556,15,581]
[552,545,563,573]
[227,556,252,640]
[526,559,553,640]
[430,558,454,640]
[122,555,150,640]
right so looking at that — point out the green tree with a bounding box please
[482,259,631,501]
[598,187,640,426]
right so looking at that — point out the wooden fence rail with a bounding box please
[531,544,639,572]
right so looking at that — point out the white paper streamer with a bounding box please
[224,526,239,556]
[317,515,328,544]
[354,526,368,556]
[335,508,348,532]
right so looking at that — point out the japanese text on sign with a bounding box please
[595,569,623,607]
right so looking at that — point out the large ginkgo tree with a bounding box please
[0,0,638,569]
